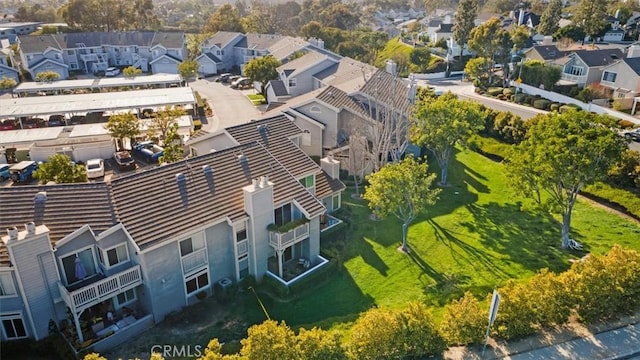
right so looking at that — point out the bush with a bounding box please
[440,292,486,344]
[550,103,561,112]
[618,120,636,129]
[487,87,504,97]
[514,93,526,104]
[493,112,527,144]
[503,88,514,96]
[559,104,581,113]
[533,99,551,110]
[496,94,505,100]
[493,280,538,339]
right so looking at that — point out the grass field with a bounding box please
[111,148,640,357]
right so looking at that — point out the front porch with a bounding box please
[266,255,329,286]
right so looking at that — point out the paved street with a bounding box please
[188,78,264,132]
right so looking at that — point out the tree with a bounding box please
[243,55,281,95]
[505,110,627,248]
[537,0,563,36]
[464,57,493,89]
[105,112,140,151]
[0,77,17,91]
[409,47,432,73]
[519,60,561,90]
[202,4,244,33]
[453,0,479,58]
[554,24,586,42]
[34,154,87,184]
[159,123,184,164]
[122,66,142,78]
[573,0,608,45]
[468,17,513,83]
[240,320,298,360]
[410,92,484,185]
[61,0,158,31]
[35,71,60,82]
[363,156,441,252]
[150,106,186,144]
[297,327,347,360]
[178,60,198,80]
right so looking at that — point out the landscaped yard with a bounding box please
[110,148,640,358]
[246,94,266,105]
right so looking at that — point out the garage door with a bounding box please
[152,61,178,74]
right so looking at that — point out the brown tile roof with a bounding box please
[109,141,325,250]
[359,69,413,115]
[316,85,370,118]
[226,115,319,178]
[315,171,345,200]
[0,183,116,267]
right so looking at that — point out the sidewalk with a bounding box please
[446,314,640,360]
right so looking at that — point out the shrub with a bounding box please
[559,104,581,113]
[503,88,514,96]
[493,112,527,143]
[514,93,526,104]
[618,120,636,129]
[509,94,515,101]
[440,292,486,344]
[487,87,504,97]
[533,99,551,110]
[496,94,505,100]
[493,280,538,339]
[550,103,560,112]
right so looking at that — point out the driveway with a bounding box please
[188,78,264,132]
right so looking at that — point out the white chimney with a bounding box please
[542,36,553,46]
[518,9,525,26]
[252,178,259,188]
[7,227,18,241]
[26,222,36,235]
[260,175,269,188]
[321,156,340,179]
[385,59,397,76]
[628,45,640,58]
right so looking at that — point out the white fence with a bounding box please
[512,82,640,125]
[410,71,465,80]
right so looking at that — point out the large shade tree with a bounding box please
[105,112,140,151]
[537,0,563,36]
[505,110,627,248]
[452,0,479,58]
[243,55,281,95]
[410,92,484,185]
[573,0,608,46]
[150,106,187,145]
[202,4,244,33]
[34,154,87,183]
[363,156,441,252]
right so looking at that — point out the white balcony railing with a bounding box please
[58,265,142,313]
[561,73,587,84]
[182,248,207,275]
[269,222,309,250]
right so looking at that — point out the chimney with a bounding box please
[7,227,18,241]
[260,175,269,188]
[321,155,340,179]
[628,45,640,58]
[26,222,36,235]
[385,59,397,76]
[542,36,553,46]
[252,178,259,188]
[518,9,525,26]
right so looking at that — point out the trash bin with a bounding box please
[214,278,233,303]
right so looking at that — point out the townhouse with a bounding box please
[0,115,344,352]
[17,31,186,80]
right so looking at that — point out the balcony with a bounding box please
[269,222,309,250]
[58,265,142,313]
[182,248,207,275]
[561,73,587,85]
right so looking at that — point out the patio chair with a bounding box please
[567,239,583,250]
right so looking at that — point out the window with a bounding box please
[300,175,314,189]
[106,244,129,267]
[603,71,617,82]
[236,222,247,242]
[569,65,584,76]
[185,269,209,294]
[67,50,74,55]
[238,254,249,279]
[332,194,341,210]
[115,288,136,307]
[288,78,297,87]
[0,274,16,297]
[274,204,292,226]
[61,248,97,285]
[179,235,204,257]
[1,314,27,339]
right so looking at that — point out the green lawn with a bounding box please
[111,149,640,357]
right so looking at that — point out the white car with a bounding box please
[85,159,105,179]
[105,67,121,77]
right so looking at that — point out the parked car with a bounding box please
[133,141,164,163]
[22,118,45,129]
[114,151,136,171]
[216,73,232,83]
[85,159,105,179]
[624,128,640,142]
[105,67,121,77]
[0,119,17,131]
[47,115,66,127]
[230,77,253,89]
[9,161,38,183]
[0,164,10,181]
[227,75,241,85]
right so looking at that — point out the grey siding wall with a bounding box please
[297,103,339,148]
[292,117,323,157]
[308,216,320,261]
[139,241,185,322]
[8,233,58,340]
[204,223,236,289]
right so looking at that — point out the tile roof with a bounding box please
[268,36,310,61]
[313,57,377,93]
[245,33,283,50]
[573,49,625,67]
[226,114,319,178]
[268,80,288,96]
[437,24,454,33]
[316,85,369,118]
[202,31,243,48]
[315,170,346,200]
[359,69,413,115]
[277,52,332,78]
[109,141,325,250]
[529,45,568,60]
[0,183,116,267]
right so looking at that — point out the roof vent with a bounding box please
[7,227,18,241]
[238,153,248,164]
[25,222,36,235]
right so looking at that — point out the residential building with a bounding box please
[0,22,41,44]
[17,32,186,80]
[522,45,568,63]
[0,118,344,352]
[559,49,624,87]
[599,47,640,107]
[0,47,19,83]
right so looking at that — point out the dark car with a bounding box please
[216,73,232,83]
[624,128,640,142]
[22,118,45,129]
[47,115,66,127]
[114,151,136,171]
